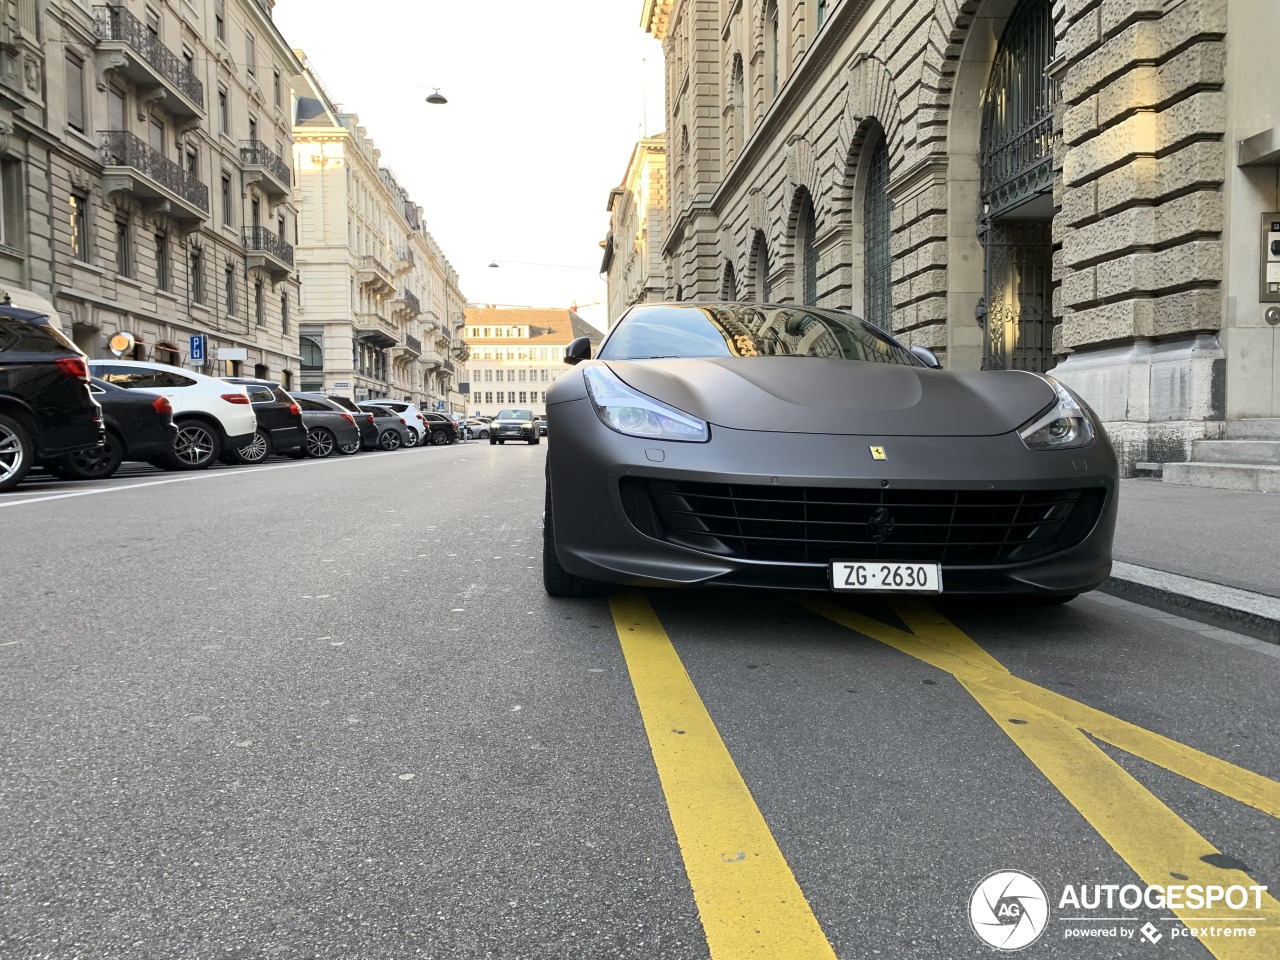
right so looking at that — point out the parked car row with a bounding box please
[0,306,469,492]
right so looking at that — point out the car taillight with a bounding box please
[341,413,355,424]
[399,418,407,425]
[220,393,251,404]
[151,396,172,415]
[288,403,301,417]
[55,356,90,383]
[416,414,424,421]
[365,415,375,424]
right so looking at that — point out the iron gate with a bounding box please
[982,220,1053,372]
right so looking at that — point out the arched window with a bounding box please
[751,230,771,301]
[862,137,893,330]
[796,190,818,303]
[817,0,829,29]
[721,261,738,301]
[300,335,323,369]
[765,2,780,99]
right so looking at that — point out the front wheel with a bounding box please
[306,427,337,458]
[543,478,607,597]
[53,429,126,480]
[160,419,221,470]
[0,413,35,491]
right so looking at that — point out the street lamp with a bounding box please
[488,258,601,273]
[425,88,448,105]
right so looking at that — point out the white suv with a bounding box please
[356,399,426,446]
[87,359,256,470]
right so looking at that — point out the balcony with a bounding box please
[243,226,294,281]
[394,247,415,273]
[94,5,204,123]
[392,333,422,361]
[354,312,397,349]
[100,131,209,224]
[240,140,291,203]
[390,288,420,320]
[356,255,395,297]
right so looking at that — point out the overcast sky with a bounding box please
[274,0,665,329]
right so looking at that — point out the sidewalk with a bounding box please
[1102,479,1280,644]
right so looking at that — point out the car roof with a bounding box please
[0,305,55,324]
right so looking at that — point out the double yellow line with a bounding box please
[609,589,1280,960]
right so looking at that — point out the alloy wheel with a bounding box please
[175,424,218,466]
[378,431,402,451]
[430,428,448,445]
[307,428,336,458]
[238,430,270,463]
[0,418,31,489]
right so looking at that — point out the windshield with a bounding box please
[598,304,918,366]
[496,409,532,420]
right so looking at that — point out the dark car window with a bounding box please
[243,385,275,403]
[295,396,333,412]
[496,409,532,420]
[600,304,918,366]
[0,316,78,353]
[329,396,361,413]
[96,368,199,389]
[271,386,292,404]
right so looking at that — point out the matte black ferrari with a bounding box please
[543,303,1117,601]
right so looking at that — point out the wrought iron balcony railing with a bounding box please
[94,5,204,108]
[243,226,294,267]
[398,289,421,314]
[100,130,209,212]
[239,140,291,190]
[405,334,423,355]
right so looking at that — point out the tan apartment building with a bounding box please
[9,0,304,379]
[462,307,603,418]
[643,0,1280,484]
[602,134,667,326]
[291,59,468,412]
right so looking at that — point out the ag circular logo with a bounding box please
[969,870,1050,951]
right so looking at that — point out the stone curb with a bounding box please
[1099,561,1280,646]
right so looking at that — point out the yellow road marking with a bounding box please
[609,589,836,960]
[793,595,1280,960]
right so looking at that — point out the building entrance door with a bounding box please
[978,0,1057,372]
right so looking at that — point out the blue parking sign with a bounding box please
[189,334,205,361]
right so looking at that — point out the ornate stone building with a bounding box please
[602,134,667,326]
[11,0,305,379]
[643,0,1280,482]
[291,58,468,411]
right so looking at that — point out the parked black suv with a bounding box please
[0,303,102,491]
[222,377,306,463]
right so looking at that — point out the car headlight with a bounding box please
[583,365,709,442]
[1018,376,1096,450]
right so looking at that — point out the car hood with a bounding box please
[603,358,1056,437]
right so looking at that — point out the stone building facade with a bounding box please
[643,0,1280,478]
[8,0,305,379]
[291,59,468,411]
[461,307,603,418]
[602,134,667,326]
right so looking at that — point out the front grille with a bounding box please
[621,479,1106,566]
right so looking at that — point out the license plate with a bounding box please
[830,561,942,593]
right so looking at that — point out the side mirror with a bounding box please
[910,345,942,369]
[564,336,592,365]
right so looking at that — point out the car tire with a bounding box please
[477,429,489,439]
[429,427,449,445]
[543,479,607,597]
[489,438,496,445]
[0,413,35,492]
[306,427,337,458]
[338,440,361,455]
[497,439,505,445]
[405,428,419,447]
[160,419,221,470]
[52,428,126,480]
[224,429,271,465]
[378,430,403,451]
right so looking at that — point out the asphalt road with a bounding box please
[1,442,1277,960]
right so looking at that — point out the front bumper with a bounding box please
[546,397,1118,596]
